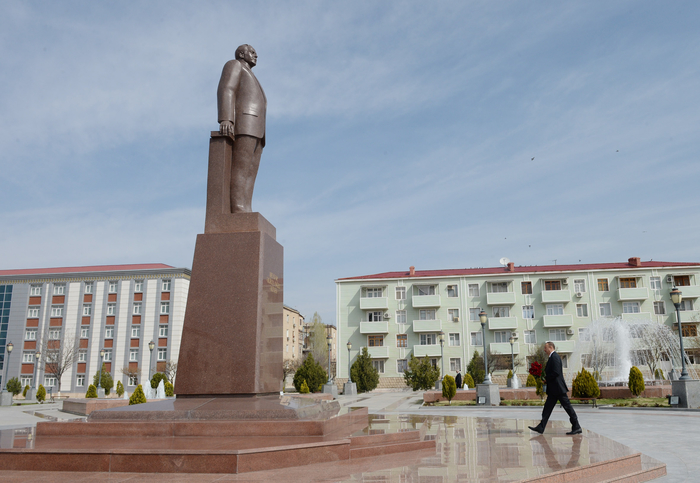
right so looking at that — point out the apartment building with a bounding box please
[0,264,190,396]
[283,305,305,364]
[335,257,700,387]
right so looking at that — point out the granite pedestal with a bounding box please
[344,382,357,396]
[0,392,12,406]
[671,379,700,408]
[322,383,338,398]
[476,383,500,406]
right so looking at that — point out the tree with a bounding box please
[85,384,98,398]
[293,353,327,393]
[463,373,475,389]
[466,351,485,385]
[350,347,379,393]
[307,313,330,372]
[442,375,456,404]
[164,381,174,397]
[36,385,46,403]
[163,360,178,383]
[93,363,114,396]
[571,368,600,398]
[23,385,30,398]
[403,354,440,391]
[120,366,139,386]
[282,359,301,390]
[42,329,81,393]
[628,366,645,397]
[116,381,125,397]
[129,384,147,405]
[528,344,548,370]
[6,377,21,397]
[150,372,167,389]
[300,380,310,393]
[526,374,537,387]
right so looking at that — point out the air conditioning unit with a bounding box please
[383,312,391,319]
[453,316,460,323]
[561,279,569,286]
[510,331,519,339]
[575,292,583,297]
[666,276,673,283]
[566,328,575,335]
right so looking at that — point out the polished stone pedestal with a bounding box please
[671,379,700,408]
[97,388,105,398]
[476,383,500,406]
[322,383,338,398]
[0,392,12,407]
[344,382,357,396]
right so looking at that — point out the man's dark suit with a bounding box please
[537,351,580,432]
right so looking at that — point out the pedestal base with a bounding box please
[0,392,12,406]
[322,383,338,398]
[671,379,700,408]
[97,388,105,399]
[344,382,357,395]
[476,383,500,406]
[26,387,36,401]
[435,381,442,391]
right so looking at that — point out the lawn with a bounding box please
[427,397,670,407]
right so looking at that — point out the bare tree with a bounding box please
[164,360,178,383]
[121,366,139,385]
[486,347,523,375]
[42,328,80,394]
[307,313,330,371]
[282,359,301,389]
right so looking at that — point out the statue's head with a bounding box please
[236,44,257,67]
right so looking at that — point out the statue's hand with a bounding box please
[219,121,234,136]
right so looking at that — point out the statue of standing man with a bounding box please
[217,44,267,213]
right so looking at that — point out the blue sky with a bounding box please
[1,1,699,325]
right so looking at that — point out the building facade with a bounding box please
[335,257,700,386]
[0,264,190,396]
[283,305,305,363]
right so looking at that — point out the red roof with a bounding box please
[338,260,700,281]
[0,263,175,277]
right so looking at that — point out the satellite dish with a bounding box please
[499,257,510,266]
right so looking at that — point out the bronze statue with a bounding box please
[217,44,267,213]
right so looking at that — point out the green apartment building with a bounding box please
[335,257,700,387]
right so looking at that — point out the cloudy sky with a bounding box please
[1,1,699,325]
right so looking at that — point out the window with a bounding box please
[134,281,143,292]
[653,301,666,315]
[419,309,436,320]
[598,279,609,291]
[396,334,407,348]
[130,349,139,361]
[105,328,114,338]
[132,326,141,338]
[51,305,63,317]
[109,282,118,293]
[107,303,116,315]
[469,308,482,321]
[629,325,643,339]
[522,305,534,319]
[650,277,661,290]
[53,284,65,295]
[549,328,566,341]
[468,284,480,297]
[448,308,459,322]
[599,303,612,316]
[372,360,385,373]
[103,350,112,361]
[395,287,406,300]
[133,303,142,315]
[682,325,698,337]
[25,329,37,340]
[82,304,92,316]
[524,330,537,344]
[578,328,590,341]
[622,302,640,314]
[581,353,592,367]
[620,277,637,289]
[129,375,138,386]
[396,310,407,324]
[397,359,408,373]
[368,335,384,347]
[546,304,564,316]
[76,375,85,387]
[80,326,89,338]
[23,352,33,363]
[159,325,168,337]
[494,331,509,343]
[28,306,39,318]
[521,282,532,294]
[561,355,568,369]
[674,275,691,287]
[30,285,41,296]
[679,300,694,311]
[544,280,561,291]
[160,302,170,314]
[576,304,588,317]
[573,279,586,293]
[492,306,509,318]
[450,358,461,372]
[470,332,483,346]
[365,287,382,298]
[162,280,171,291]
[446,285,458,297]
[78,351,87,362]
[490,282,508,293]
[414,285,436,296]
[449,333,460,346]
[49,329,60,339]
[420,333,437,345]
[44,376,57,387]
[430,358,438,368]
[84,283,93,294]
[367,311,383,321]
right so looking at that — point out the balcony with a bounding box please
[367,346,389,359]
[412,319,442,333]
[679,311,700,323]
[486,292,516,305]
[413,345,442,357]
[488,317,518,330]
[552,340,576,353]
[359,297,389,310]
[674,286,700,299]
[360,321,389,334]
[489,342,519,355]
[621,312,652,321]
[617,287,649,301]
[542,290,572,304]
[412,294,441,308]
[543,314,573,327]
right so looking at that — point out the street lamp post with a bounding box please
[344,340,357,396]
[148,340,155,382]
[2,342,13,392]
[509,336,518,388]
[435,331,445,390]
[479,311,491,383]
[671,287,690,381]
[347,341,352,384]
[32,351,41,390]
[97,349,105,388]
[326,328,333,385]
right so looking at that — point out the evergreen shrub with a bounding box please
[403,354,440,390]
[36,385,46,403]
[6,377,21,396]
[85,385,98,398]
[526,374,537,387]
[572,368,601,398]
[116,381,124,397]
[442,375,457,404]
[463,374,475,389]
[655,368,665,380]
[507,370,513,379]
[23,385,30,398]
[350,347,380,392]
[628,366,645,397]
[129,384,147,405]
[93,363,114,395]
[293,354,326,393]
[150,372,167,389]
[300,380,310,393]
[164,381,174,397]
[466,351,485,385]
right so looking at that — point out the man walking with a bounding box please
[455,370,462,389]
[528,341,582,435]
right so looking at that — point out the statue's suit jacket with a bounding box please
[217,59,267,147]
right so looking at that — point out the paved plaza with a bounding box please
[0,391,695,481]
